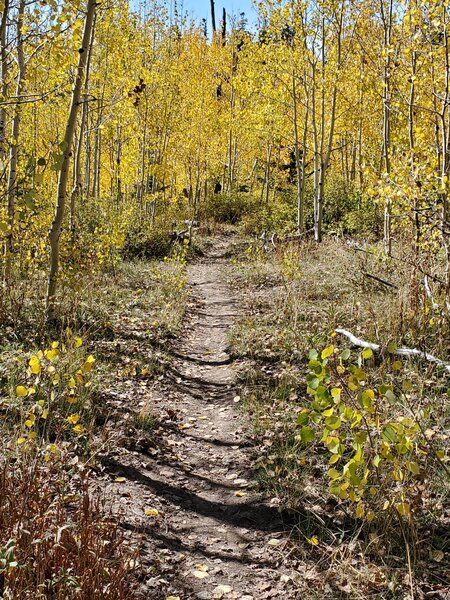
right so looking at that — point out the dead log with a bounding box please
[335,328,450,373]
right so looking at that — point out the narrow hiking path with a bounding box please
[101,235,295,600]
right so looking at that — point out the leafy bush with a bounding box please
[322,178,362,227]
[122,218,173,259]
[301,178,381,236]
[341,198,382,237]
[8,335,95,448]
[201,191,259,224]
[299,343,448,529]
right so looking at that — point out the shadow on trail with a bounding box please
[102,456,290,532]
[183,433,252,448]
[122,522,277,570]
[136,450,248,492]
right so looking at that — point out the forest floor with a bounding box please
[1,229,448,599]
[96,233,296,600]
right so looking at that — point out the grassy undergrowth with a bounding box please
[229,236,450,599]
[0,243,189,598]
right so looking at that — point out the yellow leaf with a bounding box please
[234,490,247,497]
[25,418,34,428]
[348,377,359,391]
[17,437,26,445]
[82,356,95,373]
[145,508,159,516]
[396,502,410,517]
[307,536,319,546]
[29,355,41,375]
[74,337,83,347]
[166,597,181,600]
[355,502,365,519]
[192,564,209,578]
[16,385,28,397]
[321,345,334,359]
[406,461,420,475]
[66,413,80,424]
[45,348,59,361]
[114,477,126,483]
[73,424,84,434]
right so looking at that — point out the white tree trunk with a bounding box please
[46,0,97,320]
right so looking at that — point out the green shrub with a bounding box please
[122,218,172,259]
[241,189,297,235]
[341,198,382,237]
[323,178,361,226]
[201,192,259,224]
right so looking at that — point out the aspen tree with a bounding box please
[46,0,97,320]
[380,0,393,256]
[70,11,95,243]
[4,0,25,280]
[0,0,9,166]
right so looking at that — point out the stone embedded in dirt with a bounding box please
[212,584,233,598]
[196,592,213,600]
[159,468,175,477]
[233,478,248,486]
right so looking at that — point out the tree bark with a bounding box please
[5,0,25,281]
[210,0,216,36]
[46,0,97,320]
[0,0,9,167]
[381,0,393,256]
[70,13,95,244]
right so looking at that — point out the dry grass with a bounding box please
[0,248,190,600]
[229,235,450,600]
[231,236,450,361]
[0,459,138,599]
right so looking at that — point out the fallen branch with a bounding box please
[335,328,450,373]
[347,241,446,286]
[362,271,398,289]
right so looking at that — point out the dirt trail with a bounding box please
[102,236,293,599]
